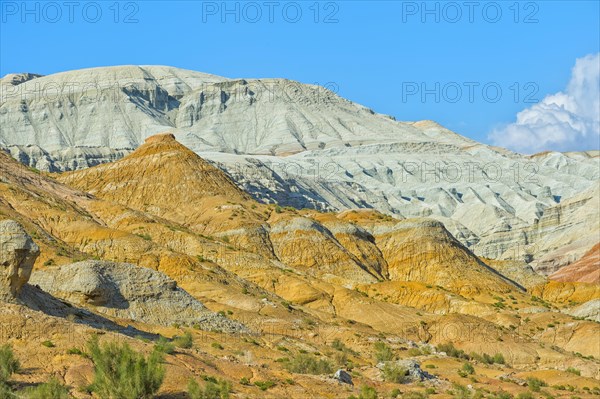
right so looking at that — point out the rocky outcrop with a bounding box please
[2,66,598,279]
[549,242,600,284]
[0,220,39,301]
[30,260,247,333]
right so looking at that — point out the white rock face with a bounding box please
[1,66,598,273]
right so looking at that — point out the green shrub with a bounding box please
[566,367,581,376]
[332,339,346,351]
[173,332,193,349]
[211,342,224,350]
[489,391,514,399]
[253,380,275,391]
[154,336,175,354]
[188,378,231,399]
[407,348,423,356]
[87,336,165,399]
[381,363,408,384]
[436,343,468,359]
[22,377,70,399]
[374,342,395,362]
[66,347,85,356]
[0,382,14,398]
[239,377,250,385]
[450,383,472,399]
[0,345,20,384]
[458,362,475,377]
[493,353,506,364]
[41,340,55,348]
[517,392,534,399]
[348,385,378,399]
[526,377,547,392]
[284,353,333,375]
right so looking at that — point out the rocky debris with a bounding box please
[0,219,39,301]
[333,369,353,385]
[30,260,248,333]
[377,359,436,382]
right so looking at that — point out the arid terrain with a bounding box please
[0,67,598,399]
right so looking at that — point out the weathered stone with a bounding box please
[333,369,353,385]
[0,220,39,301]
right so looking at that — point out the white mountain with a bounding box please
[1,66,598,274]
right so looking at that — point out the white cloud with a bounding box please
[489,53,599,154]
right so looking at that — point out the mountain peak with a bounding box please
[145,132,177,144]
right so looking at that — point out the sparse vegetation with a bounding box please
[526,377,547,392]
[254,380,276,391]
[374,342,395,362]
[41,340,56,348]
[348,385,378,399]
[173,332,193,349]
[22,377,70,399]
[566,367,581,376]
[381,363,408,384]
[436,343,468,359]
[458,362,475,377]
[283,353,333,375]
[188,377,231,399]
[87,336,165,399]
[154,336,175,354]
[0,344,20,385]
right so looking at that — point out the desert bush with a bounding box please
[253,380,275,391]
[284,353,333,375]
[458,362,475,377]
[154,336,175,354]
[451,383,471,399]
[526,377,547,392]
[173,332,193,349]
[348,385,378,399]
[407,348,423,356]
[374,342,395,362]
[517,392,534,399]
[566,367,581,376]
[0,345,19,384]
[0,382,14,398]
[22,377,70,399]
[87,336,165,399]
[381,363,408,384]
[436,343,468,359]
[188,378,231,399]
[489,391,514,399]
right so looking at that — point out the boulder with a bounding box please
[333,369,353,385]
[30,260,248,333]
[0,220,39,301]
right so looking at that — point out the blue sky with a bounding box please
[1,1,599,151]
